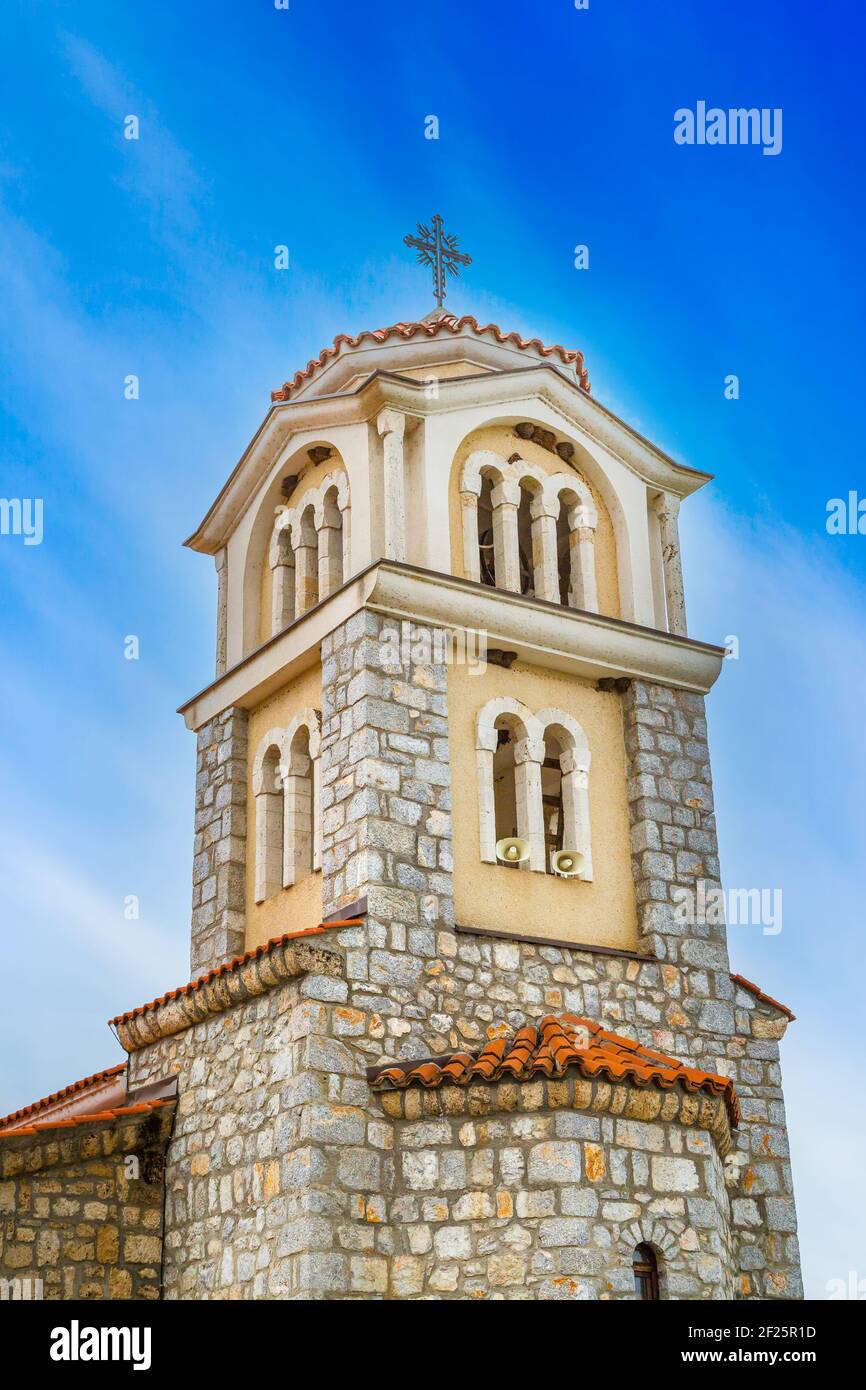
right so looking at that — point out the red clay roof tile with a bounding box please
[0,1064,127,1134]
[271,315,591,402]
[2,1097,174,1141]
[370,1015,739,1126]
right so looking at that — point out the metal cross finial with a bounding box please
[403,214,472,308]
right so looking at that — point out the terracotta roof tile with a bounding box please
[0,1064,127,1134]
[731,973,796,1021]
[370,1015,739,1126]
[271,315,591,402]
[2,1097,174,1140]
[107,922,356,1028]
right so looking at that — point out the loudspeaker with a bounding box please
[550,849,584,878]
[495,836,530,865]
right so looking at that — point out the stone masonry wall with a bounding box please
[379,1103,734,1300]
[191,706,249,975]
[0,1108,173,1300]
[156,613,799,1299]
[311,622,800,1298]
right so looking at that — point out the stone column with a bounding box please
[529,496,560,602]
[377,409,407,562]
[190,707,248,974]
[460,475,482,582]
[560,748,593,880]
[215,548,228,677]
[513,734,546,872]
[317,521,343,600]
[652,493,687,636]
[270,523,295,636]
[567,506,599,613]
[490,478,521,592]
[293,515,319,618]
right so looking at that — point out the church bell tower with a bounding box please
[115,229,802,1299]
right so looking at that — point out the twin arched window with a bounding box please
[251,711,321,903]
[476,697,592,878]
[460,451,599,612]
[269,471,350,635]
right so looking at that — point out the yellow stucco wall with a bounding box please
[245,662,323,951]
[447,425,621,619]
[257,457,348,648]
[448,661,638,951]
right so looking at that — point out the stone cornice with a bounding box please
[109,930,343,1052]
[178,561,725,731]
[185,364,711,555]
[376,1071,734,1159]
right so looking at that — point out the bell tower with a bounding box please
[159,292,801,1300]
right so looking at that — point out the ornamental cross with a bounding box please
[403,213,472,308]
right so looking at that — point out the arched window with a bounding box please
[493,721,518,848]
[633,1243,660,1300]
[477,474,496,586]
[542,731,565,868]
[537,710,593,880]
[252,711,321,903]
[460,452,599,612]
[476,698,592,879]
[516,482,536,596]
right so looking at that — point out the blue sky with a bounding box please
[1,0,864,1299]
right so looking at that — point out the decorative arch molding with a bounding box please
[475,698,592,877]
[251,710,322,903]
[459,451,599,610]
[616,1218,681,1266]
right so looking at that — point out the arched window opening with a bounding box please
[477,475,496,587]
[294,506,319,617]
[633,1243,660,1301]
[542,731,564,872]
[493,722,518,856]
[556,497,571,606]
[254,744,284,904]
[517,483,535,596]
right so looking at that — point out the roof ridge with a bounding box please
[270,316,591,403]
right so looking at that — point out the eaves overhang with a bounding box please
[177,561,726,732]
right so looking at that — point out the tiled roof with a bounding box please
[107,923,352,1028]
[271,315,591,402]
[731,973,796,1021]
[0,1064,127,1134]
[1,1097,174,1140]
[369,1014,739,1126]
